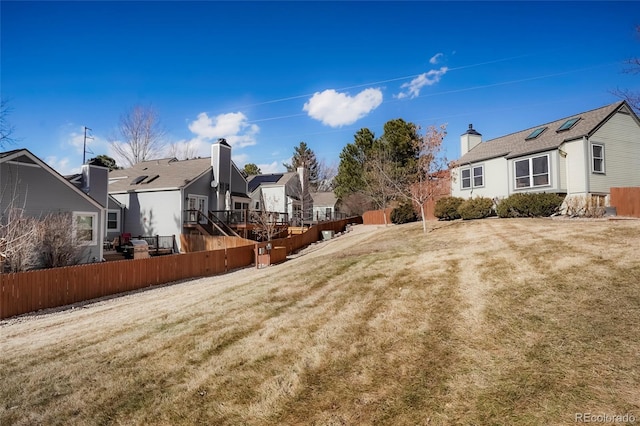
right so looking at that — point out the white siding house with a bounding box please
[247,167,313,225]
[451,101,640,205]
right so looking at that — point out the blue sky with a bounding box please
[2,1,639,175]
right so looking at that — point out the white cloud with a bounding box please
[187,112,259,150]
[232,153,249,165]
[46,156,79,175]
[429,53,443,64]
[395,67,448,99]
[257,161,280,174]
[303,88,383,127]
[53,125,112,171]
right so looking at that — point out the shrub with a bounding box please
[496,193,565,218]
[391,201,418,224]
[434,196,464,220]
[457,197,494,220]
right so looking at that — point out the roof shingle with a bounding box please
[108,157,212,192]
[456,101,627,164]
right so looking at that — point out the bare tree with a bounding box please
[109,105,166,167]
[362,147,397,225]
[167,141,199,160]
[1,175,41,272]
[0,208,41,272]
[612,25,640,112]
[407,125,449,233]
[316,159,337,192]
[1,98,18,149]
[370,124,449,233]
[250,193,282,241]
[40,212,85,268]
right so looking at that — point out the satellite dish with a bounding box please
[211,180,218,188]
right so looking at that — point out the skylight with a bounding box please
[525,127,547,140]
[131,175,148,185]
[142,175,160,184]
[557,117,580,132]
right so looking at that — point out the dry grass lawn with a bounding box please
[1,218,639,425]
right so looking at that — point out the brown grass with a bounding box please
[1,219,639,425]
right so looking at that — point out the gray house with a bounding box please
[0,148,107,264]
[107,139,250,252]
[451,101,640,207]
[67,172,125,241]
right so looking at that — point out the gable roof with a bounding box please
[456,101,632,164]
[247,172,298,193]
[311,191,337,207]
[0,148,104,210]
[107,157,212,193]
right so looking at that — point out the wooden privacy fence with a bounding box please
[180,235,255,252]
[0,217,360,320]
[363,199,444,224]
[0,247,252,320]
[362,209,392,225]
[610,187,640,218]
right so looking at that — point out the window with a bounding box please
[460,165,484,189]
[525,127,547,140]
[473,166,484,187]
[592,143,605,173]
[557,117,580,132]
[107,210,120,231]
[461,168,471,189]
[514,155,550,189]
[73,212,98,245]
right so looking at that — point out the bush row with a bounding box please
[434,193,564,221]
[496,193,564,218]
[434,196,494,220]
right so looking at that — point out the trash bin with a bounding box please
[321,230,335,240]
[130,239,149,259]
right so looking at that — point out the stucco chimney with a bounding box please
[81,164,109,207]
[460,124,482,156]
[211,138,232,211]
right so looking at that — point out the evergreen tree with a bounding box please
[283,142,319,189]
[242,163,261,177]
[88,155,120,171]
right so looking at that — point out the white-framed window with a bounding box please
[461,165,484,189]
[591,143,605,174]
[106,209,120,232]
[514,154,550,189]
[73,212,98,245]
